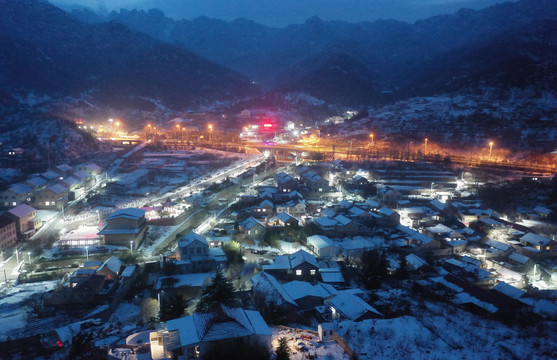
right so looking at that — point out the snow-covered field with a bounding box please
[332,290,557,360]
[0,281,59,341]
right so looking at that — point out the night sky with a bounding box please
[51,0,514,27]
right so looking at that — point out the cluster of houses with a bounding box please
[45,256,138,308]
[0,163,103,250]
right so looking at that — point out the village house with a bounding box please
[33,184,69,210]
[0,183,33,208]
[275,171,301,193]
[3,204,41,240]
[149,305,271,360]
[40,170,60,183]
[25,177,48,196]
[263,249,319,281]
[239,217,266,239]
[176,232,226,273]
[307,235,340,258]
[53,164,73,179]
[97,208,148,249]
[0,215,17,250]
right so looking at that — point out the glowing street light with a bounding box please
[130,240,134,252]
[424,138,428,153]
[489,141,494,157]
[369,133,374,146]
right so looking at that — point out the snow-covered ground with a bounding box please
[0,281,59,341]
[331,289,557,360]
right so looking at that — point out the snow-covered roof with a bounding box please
[61,176,82,186]
[241,216,265,230]
[7,204,36,218]
[333,214,352,225]
[98,256,123,275]
[319,269,345,283]
[56,164,73,173]
[430,199,445,211]
[396,225,433,244]
[348,206,366,217]
[178,232,208,248]
[307,235,334,249]
[377,207,395,216]
[7,183,31,194]
[520,232,551,246]
[493,282,525,299]
[25,177,47,187]
[155,273,211,290]
[326,292,382,320]
[121,265,137,278]
[107,207,145,220]
[508,252,530,265]
[258,199,274,208]
[277,212,297,223]
[405,254,427,270]
[264,250,318,270]
[486,239,511,252]
[251,272,298,307]
[427,223,452,235]
[321,208,337,218]
[46,183,68,194]
[314,217,338,227]
[165,306,271,347]
[282,281,337,300]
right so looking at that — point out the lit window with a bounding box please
[296,270,302,276]
[45,201,50,206]
[319,188,323,192]
[310,270,316,275]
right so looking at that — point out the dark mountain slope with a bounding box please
[0,0,258,109]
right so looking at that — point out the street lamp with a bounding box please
[130,240,134,252]
[369,133,374,146]
[28,252,31,263]
[489,141,494,157]
[424,138,428,153]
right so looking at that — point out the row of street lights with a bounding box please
[368,132,495,156]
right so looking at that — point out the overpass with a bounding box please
[149,139,556,175]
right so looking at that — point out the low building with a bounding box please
[263,249,319,281]
[34,184,69,210]
[0,215,18,250]
[0,183,32,208]
[150,305,272,360]
[3,204,41,239]
[98,208,148,249]
[175,232,226,273]
[239,217,266,238]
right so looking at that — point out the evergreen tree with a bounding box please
[275,337,290,360]
[159,294,187,322]
[196,269,236,312]
[360,249,388,289]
